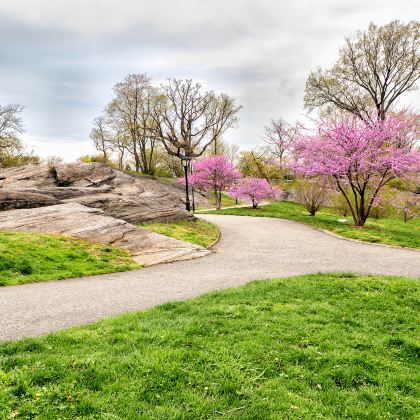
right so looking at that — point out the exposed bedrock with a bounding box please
[0,163,197,223]
[0,203,209,266]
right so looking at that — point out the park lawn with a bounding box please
[197,192,240,209]
[0,232,139,286]
[206,201,420,249]
[0,273,418,418]
[140,219,219,248]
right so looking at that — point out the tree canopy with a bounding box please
[305,20,420,121]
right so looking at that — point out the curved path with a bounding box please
[1,214,419,341]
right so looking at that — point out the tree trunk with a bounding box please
[354,212,367,226]
[134,153,140,172]
[215,187,221,210]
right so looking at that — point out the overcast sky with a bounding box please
[0,0,419,161]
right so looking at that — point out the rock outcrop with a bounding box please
[0,163,195,223]
[0,163,214,267]
[0,203,210,266]
[0,190,61,211]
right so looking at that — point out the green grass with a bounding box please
[0,232,139,286]
[0,273,418,418]
[197,192,240,209]
[206,201,420,249]
[140,219,220,248]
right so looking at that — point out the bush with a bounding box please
[295,178,330,216]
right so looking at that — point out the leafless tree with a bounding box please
[0,104,27,168]
[106,73,158,174]
[90,115,112,162]
[224,142,240,165]
[110,128,128,170]
[263,118,300,171]
[305,20,420,121]
[295,178,330,216]
[0,104,23,141]
[151,79,241,159]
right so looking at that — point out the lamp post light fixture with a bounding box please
[180,156,191,212]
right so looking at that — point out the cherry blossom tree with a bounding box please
[293,113,420,226]
[263,118,300,172]
[229,177,282,209]
[393,190,419,222]
[182,155,241,209]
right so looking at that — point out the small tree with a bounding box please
[263,118,300,175]
[90,115,112,162]
[0,104,25,168]
[229,177,282,209]
[293,113,420,226]
[393,190,419,222]
[183,155,241,209]
[295,178,329,216]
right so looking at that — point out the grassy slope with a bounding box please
[197,192,240,209]
[0,232,139,286]
[140,219,219,248]
[0,273,418,418]
[206,201,420,249]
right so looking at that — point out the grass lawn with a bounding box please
[197,192,240,209]
[0,232,139,286]
[206,201,420,249]
[140,219,219,248]
[0,273,418,418]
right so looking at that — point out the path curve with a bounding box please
[1,214,419,341]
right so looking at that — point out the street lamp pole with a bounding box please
[190,163,196,212]
[181,156,191,212]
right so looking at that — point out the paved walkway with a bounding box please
[1,214,418,341]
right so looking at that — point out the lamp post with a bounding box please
[190,163,196,212]
[181,156,191,212]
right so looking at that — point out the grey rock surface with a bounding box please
[0,163,194,223]
[0,190,61,210]
[0,203,209,266]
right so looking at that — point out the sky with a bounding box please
[0,0,419,161]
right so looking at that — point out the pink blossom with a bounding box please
[392,190,419,222]
[179,155,241,209]
[229,177,282,208]
[292,113,420,226]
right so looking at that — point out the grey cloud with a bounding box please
[0,0,418,161]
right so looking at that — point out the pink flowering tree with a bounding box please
[183,155,241,209]
[229,177,282,209]
[393,190,419,222]
[293,113,420,226]
[263,118,300,173]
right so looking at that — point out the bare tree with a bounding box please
[106,73,158,174]
[263,119,300,172]
[90,115,112,162]
[151,79,241,159]
[110,128,128,170]
[224,142,240,165]
[305,20,420,121]
[295,178,330,216]
[0,104,27,168]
